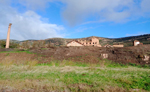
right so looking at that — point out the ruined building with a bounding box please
[67,37,101,47]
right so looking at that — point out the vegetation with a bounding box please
[1,34,150,48]
[0,50,33,54]
[0,43,150,91]
[0,40,19,48]
[0,40,6,48]
[0,59,150,92]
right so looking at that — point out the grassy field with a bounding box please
[0,60,150,92]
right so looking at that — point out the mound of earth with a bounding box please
[0,45,150,65]
[30,45,150,65]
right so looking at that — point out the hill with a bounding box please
[0,34,150,47]
[111,34,150,47]
[44,34,150,47]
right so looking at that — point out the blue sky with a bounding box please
[0,0,150,40]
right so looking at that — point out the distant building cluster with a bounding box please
[67,37,101,47]
[67,37,143,47]
[67,37,124,47]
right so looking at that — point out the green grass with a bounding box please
[0,60,150,91]
[0,50,33,54]
[38,60,89,67]
[38,59,150,69]
[41,48,48,50]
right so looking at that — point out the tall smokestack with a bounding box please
[6,23,12,48]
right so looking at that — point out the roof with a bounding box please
[67,40,84,46]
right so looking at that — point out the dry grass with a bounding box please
[0,52,37,65]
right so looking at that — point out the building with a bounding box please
[67,37,101,47]
[67,40,84,47]
[112,42,124,47]
[134,40,140,46]
[77,37,101,47]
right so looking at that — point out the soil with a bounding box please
[0,45,150,65]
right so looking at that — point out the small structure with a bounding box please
[134,40,140,46]
[113,44,124,47]
[101,54,108,59]
[6,23,12,48]
[112,42,124,47]
[67,41,84,47]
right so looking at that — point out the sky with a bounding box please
[0,0,150,41]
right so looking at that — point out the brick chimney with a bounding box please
[6,23,12,48]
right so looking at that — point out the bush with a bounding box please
[0,40,19,48]
[10,42,19,48]
[0,40,6,48]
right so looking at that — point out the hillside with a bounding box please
[112,34,150,47]
[0,34,150,47]
[44,34,150,47]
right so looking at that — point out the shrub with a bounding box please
[0,40,19,48]
[0,40,6,48]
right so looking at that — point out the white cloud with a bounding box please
[0,1,65,41]
[0,0,149,40]
[3,0,149,27]
[60,0,150,26]
[60,0,133,25]
[141,0,150,13]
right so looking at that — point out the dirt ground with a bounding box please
[0,45,150,65]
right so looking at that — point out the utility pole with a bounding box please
[6,23,12,48]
